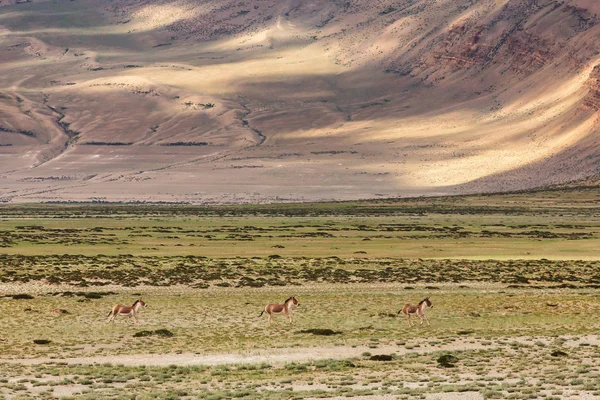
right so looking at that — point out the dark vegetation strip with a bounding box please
[0,125,36,137]
[0,254,598,288]
[82,142,133,146]
[1,190,600,217]
[159,142,209,146]
[0,223,594,248]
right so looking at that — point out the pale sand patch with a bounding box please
[303,396,399,400]
[51,384,90,398]
[426,393,484,400]
[4,334,598,367]
[1,341,491,367]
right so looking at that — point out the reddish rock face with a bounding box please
[585,65,600,111]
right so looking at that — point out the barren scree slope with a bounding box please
[0,0,599,203]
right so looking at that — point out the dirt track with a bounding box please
[1,341,493,367]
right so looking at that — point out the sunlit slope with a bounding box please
[0,0,598,203]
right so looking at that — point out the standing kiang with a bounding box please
[259,296,300,325]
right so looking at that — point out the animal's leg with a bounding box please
[289,313,294,325]
[268,313,273,325]
[423,314,430,326]
[107,308,116,323]
[406,314,412,326]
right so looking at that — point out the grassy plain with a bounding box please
[0,187,599,399]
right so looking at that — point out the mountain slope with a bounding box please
[0,0,598,203]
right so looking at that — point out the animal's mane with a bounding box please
[132,299,140,306]
[284,297,293,303]
[418,298,426,305]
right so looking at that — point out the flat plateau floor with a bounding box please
[0,191,599,399]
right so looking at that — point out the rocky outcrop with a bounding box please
[408,1,598,85]
[585,65,600,111]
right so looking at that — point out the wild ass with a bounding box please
[259,296,300,325]
[107,298,147,324]
[399,297,432,326]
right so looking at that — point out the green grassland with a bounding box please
[1,187,599,260]
[0,187,599,399]
[1,286,600,357]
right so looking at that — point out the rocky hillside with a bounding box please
[0,0,598,203]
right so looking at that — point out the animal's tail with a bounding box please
[258,310,265,317]
[107,310,113,318]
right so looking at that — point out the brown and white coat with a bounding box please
[399,297,432,326]
[259,296,300,325]
[107,299,147,324]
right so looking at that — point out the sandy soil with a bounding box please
[0,340,492,367]
[290,395,484,400]
[0,0,599,203]
[425,393,484,400]
[4,335,599,367]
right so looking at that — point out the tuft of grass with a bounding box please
[437,354,458,368]
[134,329,174,338]
[299,329,342,336]
[12,294,34,300]
[369,354,393,361]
